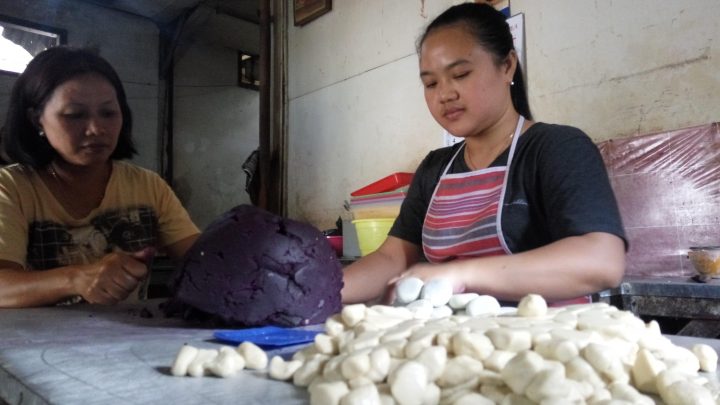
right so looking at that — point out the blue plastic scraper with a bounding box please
[213,326,321,348]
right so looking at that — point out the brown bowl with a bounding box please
[688,246,720,277]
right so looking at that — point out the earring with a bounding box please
[510,81,515,86]
[38,130,45,137]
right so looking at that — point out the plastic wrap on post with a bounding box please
[597,123,720,278]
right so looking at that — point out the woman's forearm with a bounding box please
[454,232,625,302]
[0,265,77,308]
[1,250,156,308]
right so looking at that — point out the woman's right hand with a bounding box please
[74,247,155,304]
[342,237,421,304]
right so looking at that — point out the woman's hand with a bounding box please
[385,262,467,304]
[73,247,155,305]
[342,237,422,305]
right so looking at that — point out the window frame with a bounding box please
[0,14,67,77]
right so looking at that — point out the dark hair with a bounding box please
[2,46,136,167]
[417,3,532,120]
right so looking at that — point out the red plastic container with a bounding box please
[351,172,414,197]
[326,235,343,257]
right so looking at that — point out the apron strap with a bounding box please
[496,116,525,254]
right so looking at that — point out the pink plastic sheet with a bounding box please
[597,123,720,278]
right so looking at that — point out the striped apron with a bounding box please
[422,116,524,263]
[421,116,591,305]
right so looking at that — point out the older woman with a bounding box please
[0,46,199,307]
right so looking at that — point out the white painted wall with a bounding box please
[172,43,258,229]
[287,0,454,229]
[0,0,160,171]
[514,0,720,139]
[286,0,720,230]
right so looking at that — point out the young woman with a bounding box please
[0,47,200,307]
[342,3,626,304]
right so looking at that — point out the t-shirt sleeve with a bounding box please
[150,174,201,247]
[534,129,627,246]
[0,169,30,266]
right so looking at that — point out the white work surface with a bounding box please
[1,300,719,405]
[0,300,308,405]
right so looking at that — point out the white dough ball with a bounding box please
[466,295,501,317]
[406,299,433,319]
[448,293,480,310]
[517,294,547,317]
[394,277,425,305]
[420,278,454,307]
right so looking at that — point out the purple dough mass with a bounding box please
[167,204,343,327]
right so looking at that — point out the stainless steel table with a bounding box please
[2,299,720,405]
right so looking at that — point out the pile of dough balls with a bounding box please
[170,341,269,378]
[265,294,719,405]
[393,277,516,318]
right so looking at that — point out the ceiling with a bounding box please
[75,0,261,52]
[76,0,260,26]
